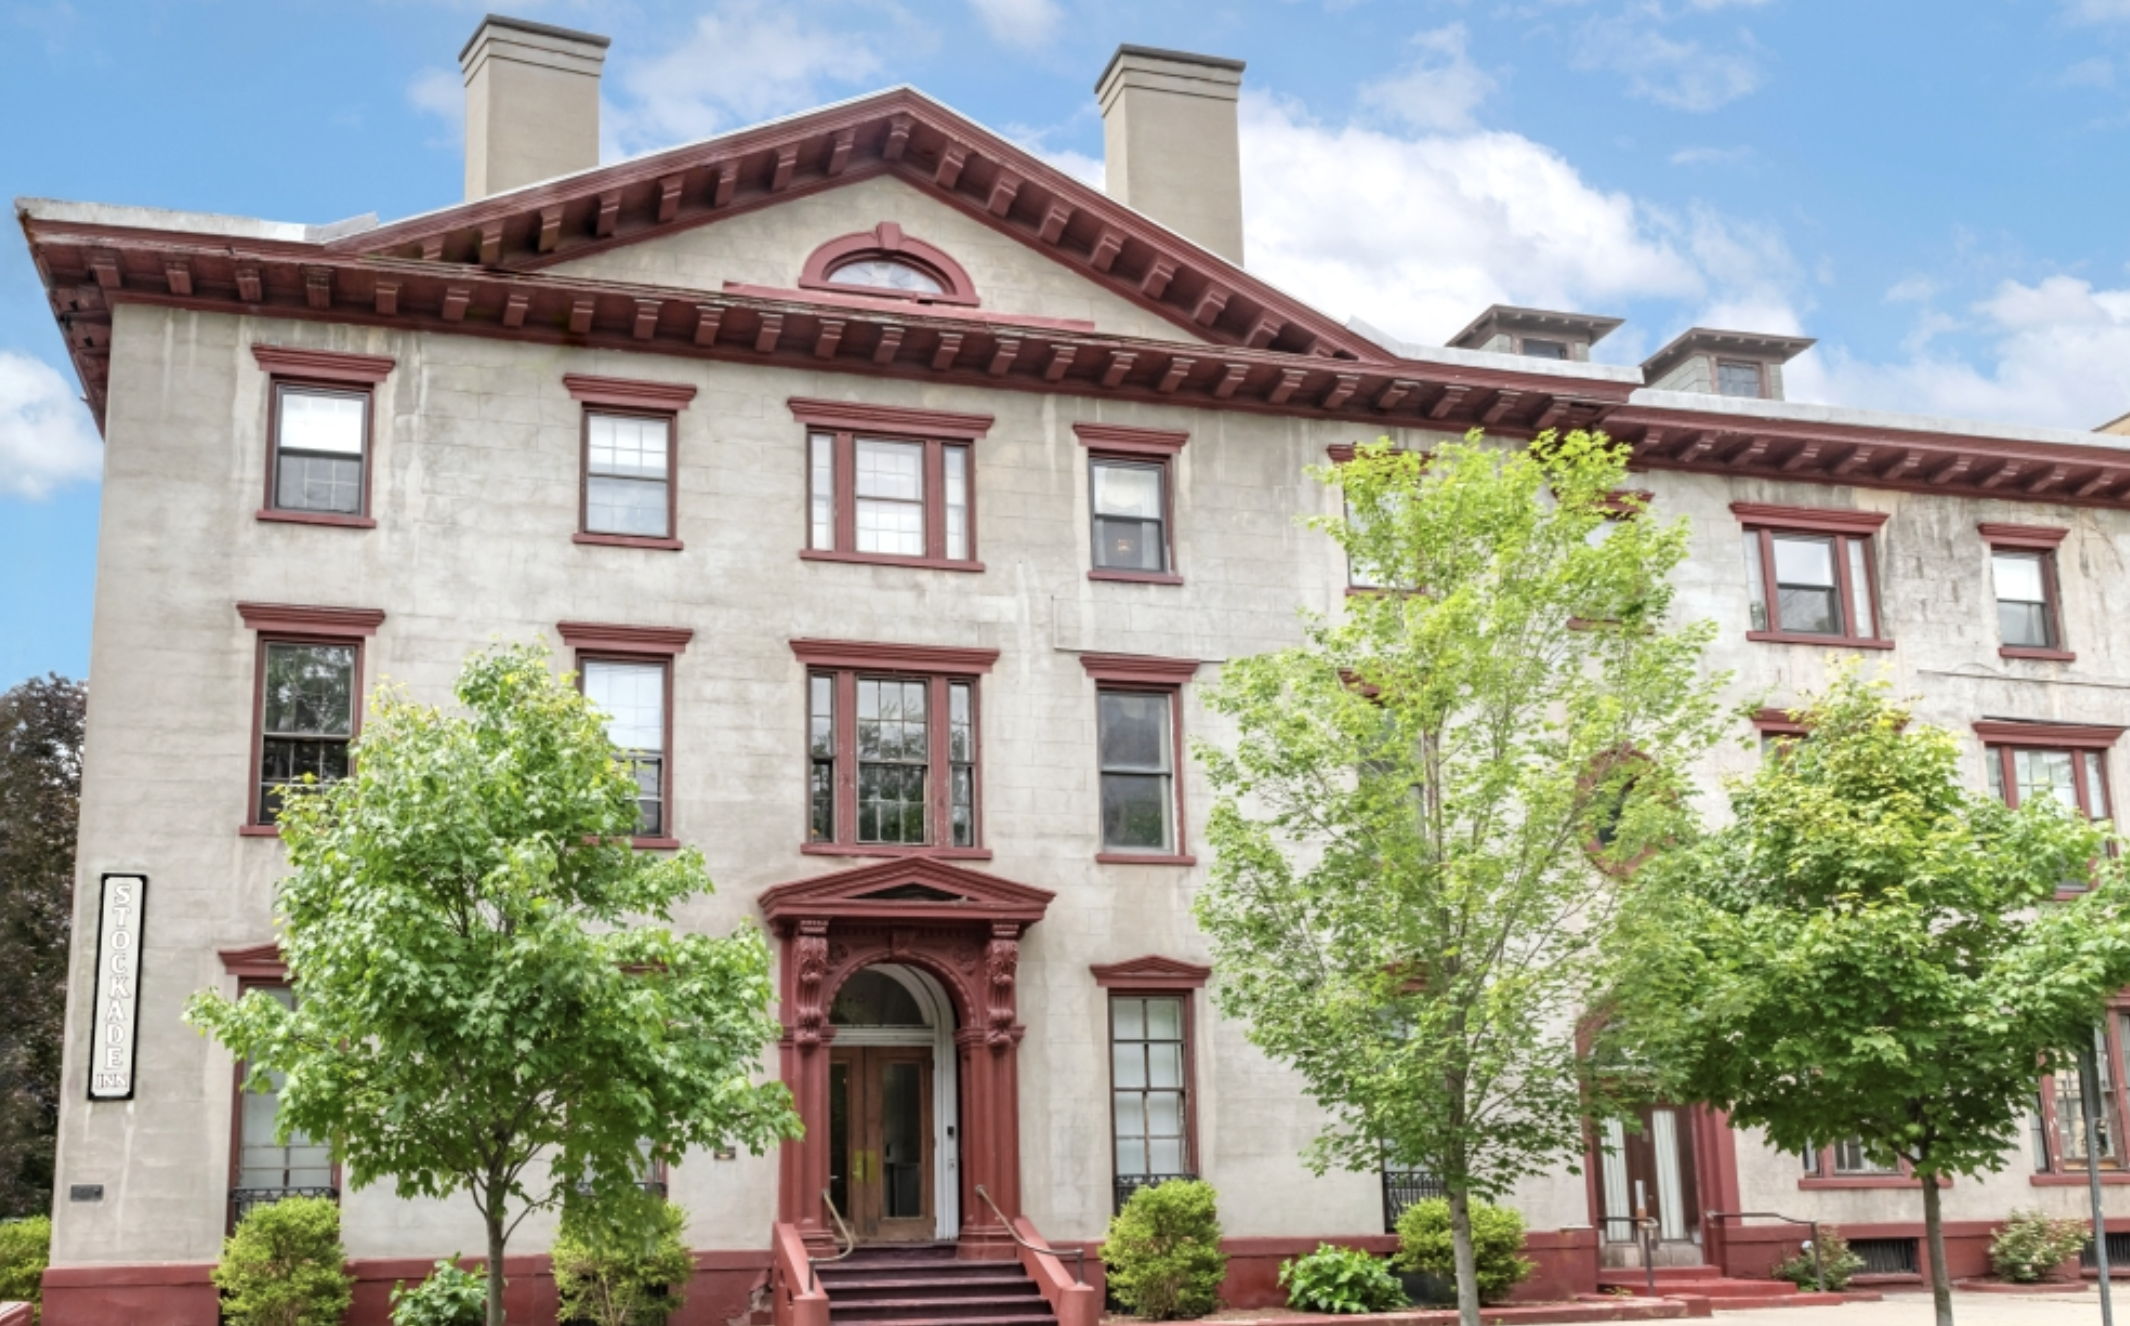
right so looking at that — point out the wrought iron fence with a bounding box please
[2082,1231,2130,1269]
[1113,1172,1197,1213]
[1850,1237,1918,1276]
[229,1185,339,1225]
[1379,1169,1446,1232]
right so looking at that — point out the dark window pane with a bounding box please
[1099,691,1170,771]
[263,644,355,737]
[274,388,365,515]
[1999,601,2052,648]
[1094,517,1165,571]
[258,737,351,820]
[810,675,835,758]
[810,762,835,841]
[1717,360,1763,397]
[1522,339,1568,360]
[586,475,669,537]
[275,453,363,515]
[1102,772,1171,851]
[1777,586,1841,635]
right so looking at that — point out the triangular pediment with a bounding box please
[760,855,1055,925]
[1090,954,1212,989]
[334,88,1376,359]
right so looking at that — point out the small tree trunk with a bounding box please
[1447,1185,1482,1326]
[1919,1173,1953,1326]
[486,1209,509,1326]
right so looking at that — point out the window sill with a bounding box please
[2033,1172,2130,1186]
[1346,585,1425,598]
[255,509,375,529]
[1746,631,1895,650]
[575,532,684,551]
[2001,646,2077,662]
[800,550,985,573]
[1798,1175,1923,1190]
[801,843,994,861]
[1089,569,1184,586]
[237,824,282,838]
[1096,852,1198,867]
[631,836,683,850]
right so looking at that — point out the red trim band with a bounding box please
[1979,521,2069,549]
[250,343,395,384]
[787,396,995,441]
[789,638,999,673]
[1091,955,1212,989]
[556,621,695,655]
[1074,422,1190,456]
[1730,502,1890,535]
[235,602,385,637]
[1079,652,1201,685]
[563,373,698,410]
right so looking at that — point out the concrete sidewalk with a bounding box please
[1711,1289,2109,1323]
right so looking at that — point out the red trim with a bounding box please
[1095,852,1197,866]
[217,942,287,979]
[1751,707,1807,737]
[1073,423,1190,456]
[562,373,698,410]
[787,396,994,441]
[629,836,682,851]
[800,549,986,572]
[1088,569,1184,585]
[798,223,980,307]
[789,639,998,673]
[1599,489,1653,519]
[556,621,694,655]
[235,603,385,636]
[760,855,1053,923]
[1800,1174,1927,1189]
[1979,522,2069,549]
[799,842,994,861]
[573,532,684,551]
[255,509,376,529]
[1091,955,1211,989]
[573,649,678,845]
[1730,502,1890,535]
[1747,630,1896,649]
[721,281,1096,330]
[1078,653,1200,684]
[2033,1172,2130,1186]
[1973,720,2126,749]
[2003,646,2079,662]
[236,824,284,838]
[250,343,395,383]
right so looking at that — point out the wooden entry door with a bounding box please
[829,1046,935,1242]
[1598,1105,1701,1257]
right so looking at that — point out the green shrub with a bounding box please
[389,1259,488,1326]
[1771,1227,1864,1291]
[1100,1179,1227,1320]
[1990,1209,2089,1284]
[1391,1197,1533,1306]
[0,1215,51,1310]
[553,1198,693,1326]
[212,1196,353,1326]
[1277,1244,1407,1315]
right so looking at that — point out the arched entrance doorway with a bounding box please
[828,965,960,1242]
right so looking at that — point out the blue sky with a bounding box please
[8,0,2130,683]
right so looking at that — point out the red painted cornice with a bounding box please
[789,638,999,673]
[787,396,994,440]
[1977,521,2068,549]
[251,343,395,383]
[556,621,695,655]
[562,373,698,411]
[1073,422,1190,455]
[1090,954,1212,989]
[235,602,385,636]
[1079,652,1201,685]
[1730,502,1890,535]
[1973,720,2126,749]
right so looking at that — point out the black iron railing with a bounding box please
[1851,1237,1919,1276]
[1113,1173,1197,1213]
[1380,1169,1446,1232]
[2083,1231,2130,1269]
[229,1185,339,1224]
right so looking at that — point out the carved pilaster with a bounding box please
[794,919,831,1048]
[985,923,1020,1050]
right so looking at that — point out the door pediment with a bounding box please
[761,856,1054,927]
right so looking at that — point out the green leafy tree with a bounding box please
[1193,432,1728,1326]
[186,644,800,1326]
[0,675,84,1217]
[1613,672,2130,1326]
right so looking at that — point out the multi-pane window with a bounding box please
[804,429,975,565]
[1986,745,2111,822]
[1098,689,1177,854]
[807,667,980,851]
[1736,509,1886,644]
[255,642,357,824]
[232,985,333,1222]
[1090,458,1170,574]
[1716,359,1764,398]
[271,385,368,516]
[1111,995,1192,1184]
[2034,1013,2130,1174]
[1521,338,1569,360]
[1992,549,2060,651]
[583,658,669,837]
[584,411,674,539]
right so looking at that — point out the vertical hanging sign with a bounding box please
[88,873,147,1101]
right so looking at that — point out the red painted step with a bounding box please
[822,1248,1056,1326]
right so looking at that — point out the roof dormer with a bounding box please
[1642,327,1815,401]
[1446,305,1623,363]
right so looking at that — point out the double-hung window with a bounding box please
[561,622,693,846]
[795,639,995,856]
[1800,1138,1906,1185]
[1981,524,2070,659]
[1109,994,1194,1200]
[1979,719,2120,893]
[1733,504,1889,646]
[253,345,395,527]
[1084,655,1199,864]
[231,983,335,1226]
[1077,424,1187,583]
[791,399,991,570]
[239,603,382,834]
[2034,1010,2130,1176]
[566,375,696,549]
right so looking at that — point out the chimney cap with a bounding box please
[1447,304,1624,351]
[459,13,611,66]
[1642,326,1815,379]
[1095,43,1246,93]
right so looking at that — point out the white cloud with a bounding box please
[0,352,102,500]
[405,66,463,149]
[2061,56,2115,87]
[1668,145,1751,166]
[1884,276,1939,303]
[1357,24,1498,132]
[1573,17,1764,112]
[967,0,1062,50]
[2065,0,2130,20]
[603,1,889,158]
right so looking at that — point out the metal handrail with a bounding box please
[974,1183,1085,1285]
[1706,1209,1825,1293]
[809,1188,857,1291]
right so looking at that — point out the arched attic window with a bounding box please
[800,222,980,307]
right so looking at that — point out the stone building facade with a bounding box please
[21,15,2130,1323]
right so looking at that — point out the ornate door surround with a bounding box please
[761,857,1055,1254]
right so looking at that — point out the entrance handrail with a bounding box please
[810,1188,858,1291]
[974,1183,1085,1286]
[1705,1209,1825,1293]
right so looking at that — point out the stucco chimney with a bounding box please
[1095,45,1247,265]
[459,15,610,200]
